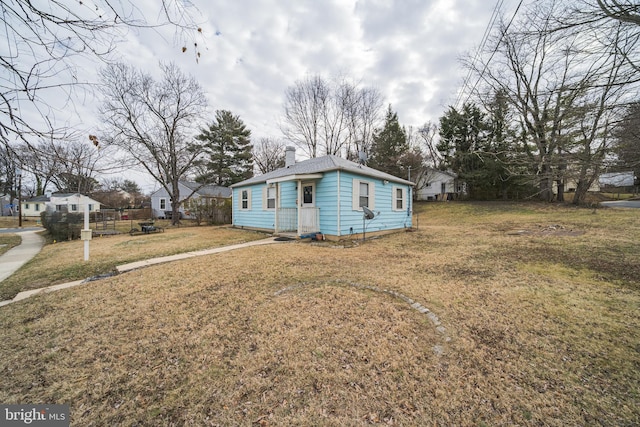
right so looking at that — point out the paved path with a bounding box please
[0,236,288,308]
[0,229,45,283]
[601,200,640,208]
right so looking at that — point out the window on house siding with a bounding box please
[396,188,403,210]
[352,179,375,211]
[393,186,406,211]
[71,204,78,211]
[56,205,64,211]
[88,204,94,211]
[267,186,276,209]
[35,204,40,211]
[359,182,369,208]
[160,198,166,210]
[25,203,29,209]
[241,189,251,210]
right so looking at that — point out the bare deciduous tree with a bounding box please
[18,138,110,195]
[466,0,637,203]
[253,138,286,174]
[99,62,208,224]
[281,74,383,159]
[1,0,203,147]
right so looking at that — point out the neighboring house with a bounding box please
[416,169,461,201]
[21,193,101,217]
[230,147,414,239]
[556,177,600,194]
[150,181,232,219]
[599,171,636,189]
[0,194,18,216]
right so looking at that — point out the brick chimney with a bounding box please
[285,146,296,167]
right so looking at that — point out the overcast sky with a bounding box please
[113,0,520,142]
[13,0,524,192]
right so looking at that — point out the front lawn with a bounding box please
[0,226,267,301]
[0,202,638,425]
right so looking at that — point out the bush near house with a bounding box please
[40,211,84,241]
[184,197,232,225]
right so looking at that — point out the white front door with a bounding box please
[299,182,318,234]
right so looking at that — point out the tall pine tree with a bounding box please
[368,105,409,178]
[195,110,253,186]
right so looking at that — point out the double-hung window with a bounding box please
[266,186,276,209]
[352,179,375,211]
[359,182,369,208]
[393,186,406,211]
[240,189,251,210]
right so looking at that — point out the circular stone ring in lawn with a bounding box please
[274,280,451,355]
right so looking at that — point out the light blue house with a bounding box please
[230,148,414,239]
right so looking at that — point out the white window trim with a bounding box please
[393,186,406,211]
[159,198,166,210]
[352,178,375,211]
[240,188,252,210]
[262,186,276,210]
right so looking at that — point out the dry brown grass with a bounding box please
[0,226,268,301]
[0,201,639,426]
[0,234,21,256]
[0,216,26,228]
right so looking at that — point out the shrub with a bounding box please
[41,211,84,241]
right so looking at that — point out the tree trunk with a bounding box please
[556,179,565,202]
[539,164,555,202]
[171,181,181,226]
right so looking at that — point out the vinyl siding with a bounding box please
[315,172,339,236]
[233,184,275,230]
[338,171,412,237]
[279,181,297,208]
[231,171,412,237]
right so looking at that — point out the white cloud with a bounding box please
[11,0,521,191]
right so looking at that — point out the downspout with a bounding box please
[274,183,279,234]
[337,170,341,237]
[297,179,302,236]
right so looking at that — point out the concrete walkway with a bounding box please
[0,236,289,308]
[0,229,45,283]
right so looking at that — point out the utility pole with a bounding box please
[16,167,22,228]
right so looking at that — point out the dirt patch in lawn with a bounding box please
[505,223,585,237]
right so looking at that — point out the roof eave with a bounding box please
[266,173,324,184]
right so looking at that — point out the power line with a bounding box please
[461,0,525,108]
[455,0,505,110]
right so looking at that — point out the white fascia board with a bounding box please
[266,173,324,184]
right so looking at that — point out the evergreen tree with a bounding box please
[195,110,253,186]
[368,105,409,178]
[438,103,489,198]
[438,99,534,200]
[613,102,640,179]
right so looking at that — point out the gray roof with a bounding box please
[231,155,414,187]
[25,195,49,202]
[180,181,232,198]
[25,193,94,203]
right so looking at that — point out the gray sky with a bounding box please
[10,0,522,192]
[114,0,517,142]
